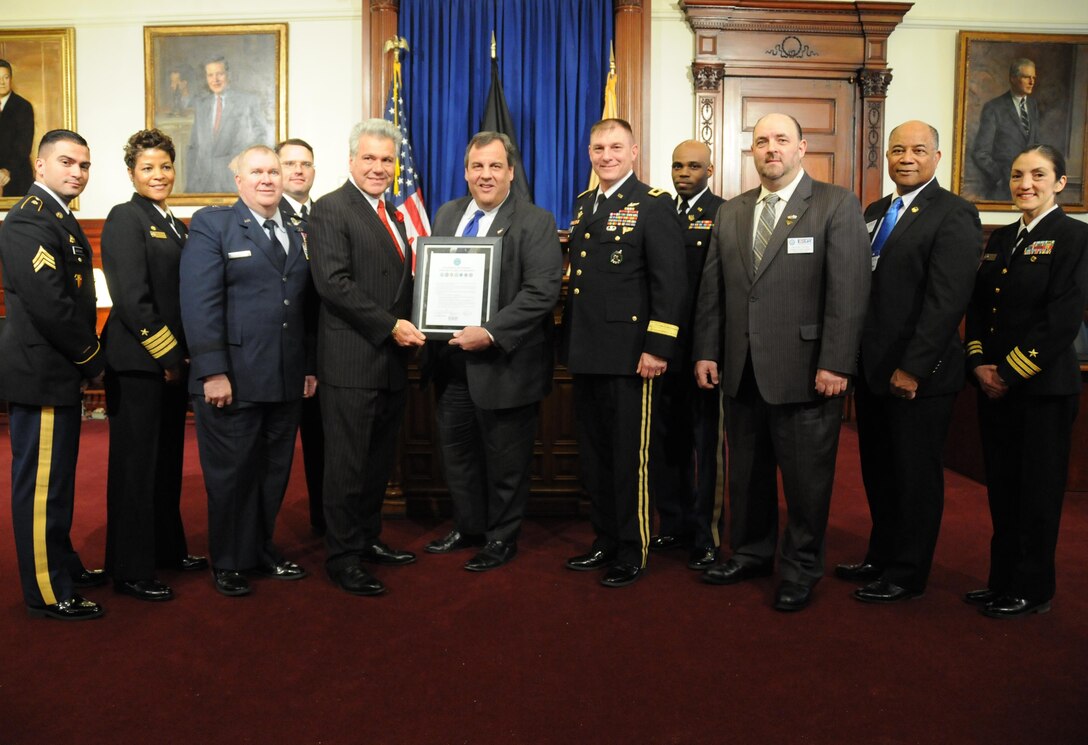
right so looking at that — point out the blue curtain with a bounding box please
[399,0,612,227]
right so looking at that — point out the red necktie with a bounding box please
[377,199,404,262]
[213,95,223,135]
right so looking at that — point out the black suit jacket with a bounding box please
[0,91,34,196]
[100,194,188,374]
[0,185,103,405]
[431,194,563,409]
[179,199,312,402]
[560,174,687,374]
[309,179,413,390]
[972,91,1039,199]
[966,207,1088,396]
[861,180,982,397]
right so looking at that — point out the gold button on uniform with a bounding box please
[575,269,582,276]
[573,288,580,295]
[580,251,586,257]
[584,233,590,240]
[1001,268,1008,274]
[631,315,637,322]
[994,287,1001,294]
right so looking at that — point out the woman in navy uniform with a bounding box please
[965,145,1088,618]
[100,129,206,602]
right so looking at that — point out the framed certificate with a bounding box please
[412,237,503,340]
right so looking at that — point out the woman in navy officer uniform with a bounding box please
[965,145,1088,618]
[100,129,206,602]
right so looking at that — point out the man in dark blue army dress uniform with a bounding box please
[0,129,108,620]
[649,139,727,571]
[560,118,687,587]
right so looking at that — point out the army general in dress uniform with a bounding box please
[0,130,107,620]
[560,118,687,588]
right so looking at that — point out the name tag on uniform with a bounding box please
[227,250,252,259]
[787,237,814,254]
[982,252,998,262]
[150,229,168,239]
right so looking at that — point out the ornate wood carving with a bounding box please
[692,62,725,91]
[683,0,911,206]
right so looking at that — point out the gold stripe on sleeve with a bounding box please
[647,320,679,338]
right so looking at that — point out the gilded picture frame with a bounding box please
[952,31,1088,212]
[144,23,288,205]
[0,28,77,210]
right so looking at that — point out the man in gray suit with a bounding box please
[185,56,270,193]
[423,132,562,571]
[309,119,425,597]
[972,58,1039,201]
[693,113,870,611]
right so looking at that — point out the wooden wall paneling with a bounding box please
[682,0,912,203]
[614,0,651,168]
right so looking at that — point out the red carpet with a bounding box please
[1,420,1086,744]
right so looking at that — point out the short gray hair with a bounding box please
[1009,58,1035,78]
[230,145,278,175]
[349,119,401,156]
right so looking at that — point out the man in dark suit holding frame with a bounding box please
[693,113,870,611]
[309,119,425,597]
[423,131,562,571]
[838,120,982,602]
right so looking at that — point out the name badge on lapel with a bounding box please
[150,228,168,239]
[227,250,253,259]
[787,237,814,254]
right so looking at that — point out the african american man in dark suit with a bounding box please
[837,121,982,603]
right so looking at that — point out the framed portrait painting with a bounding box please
[144,24,287,205]
[952,31,1088,212]
[0,28,76,210]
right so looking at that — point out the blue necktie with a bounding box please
[462,209,485,237]
[870,197,903,257]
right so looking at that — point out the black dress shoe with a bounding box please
[565,549,616,571]
[27,594,104,621]
[360,541,417,565]
[176,555,208,572]
[834,561,882,582]
[774,581,813,612]
[702,558,773,585]
[115,579,174,602]
[963,588,999,606]
[425,529,484,554]
[73,568,108,588]
[649,535,685,552]
[600,563,642,587]
[212,569,251,597]
[687,546,719,571]
[853,578,923,604]
[328,565,385,597]
[980,595,1051,618]
[464,541,518,572]
[255,560,308,580]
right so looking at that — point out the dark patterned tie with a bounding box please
[753,194,780,269]
[1019,98,1030,135]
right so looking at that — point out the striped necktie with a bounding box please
[1018,98,1030,135]
[753,194,780,269]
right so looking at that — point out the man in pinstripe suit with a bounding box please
[693,113,870,611]
[309,119,425,597]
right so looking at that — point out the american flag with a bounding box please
[384,52,430,243]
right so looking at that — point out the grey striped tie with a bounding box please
[1018,98,1030,135]
[753,194,780,269]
